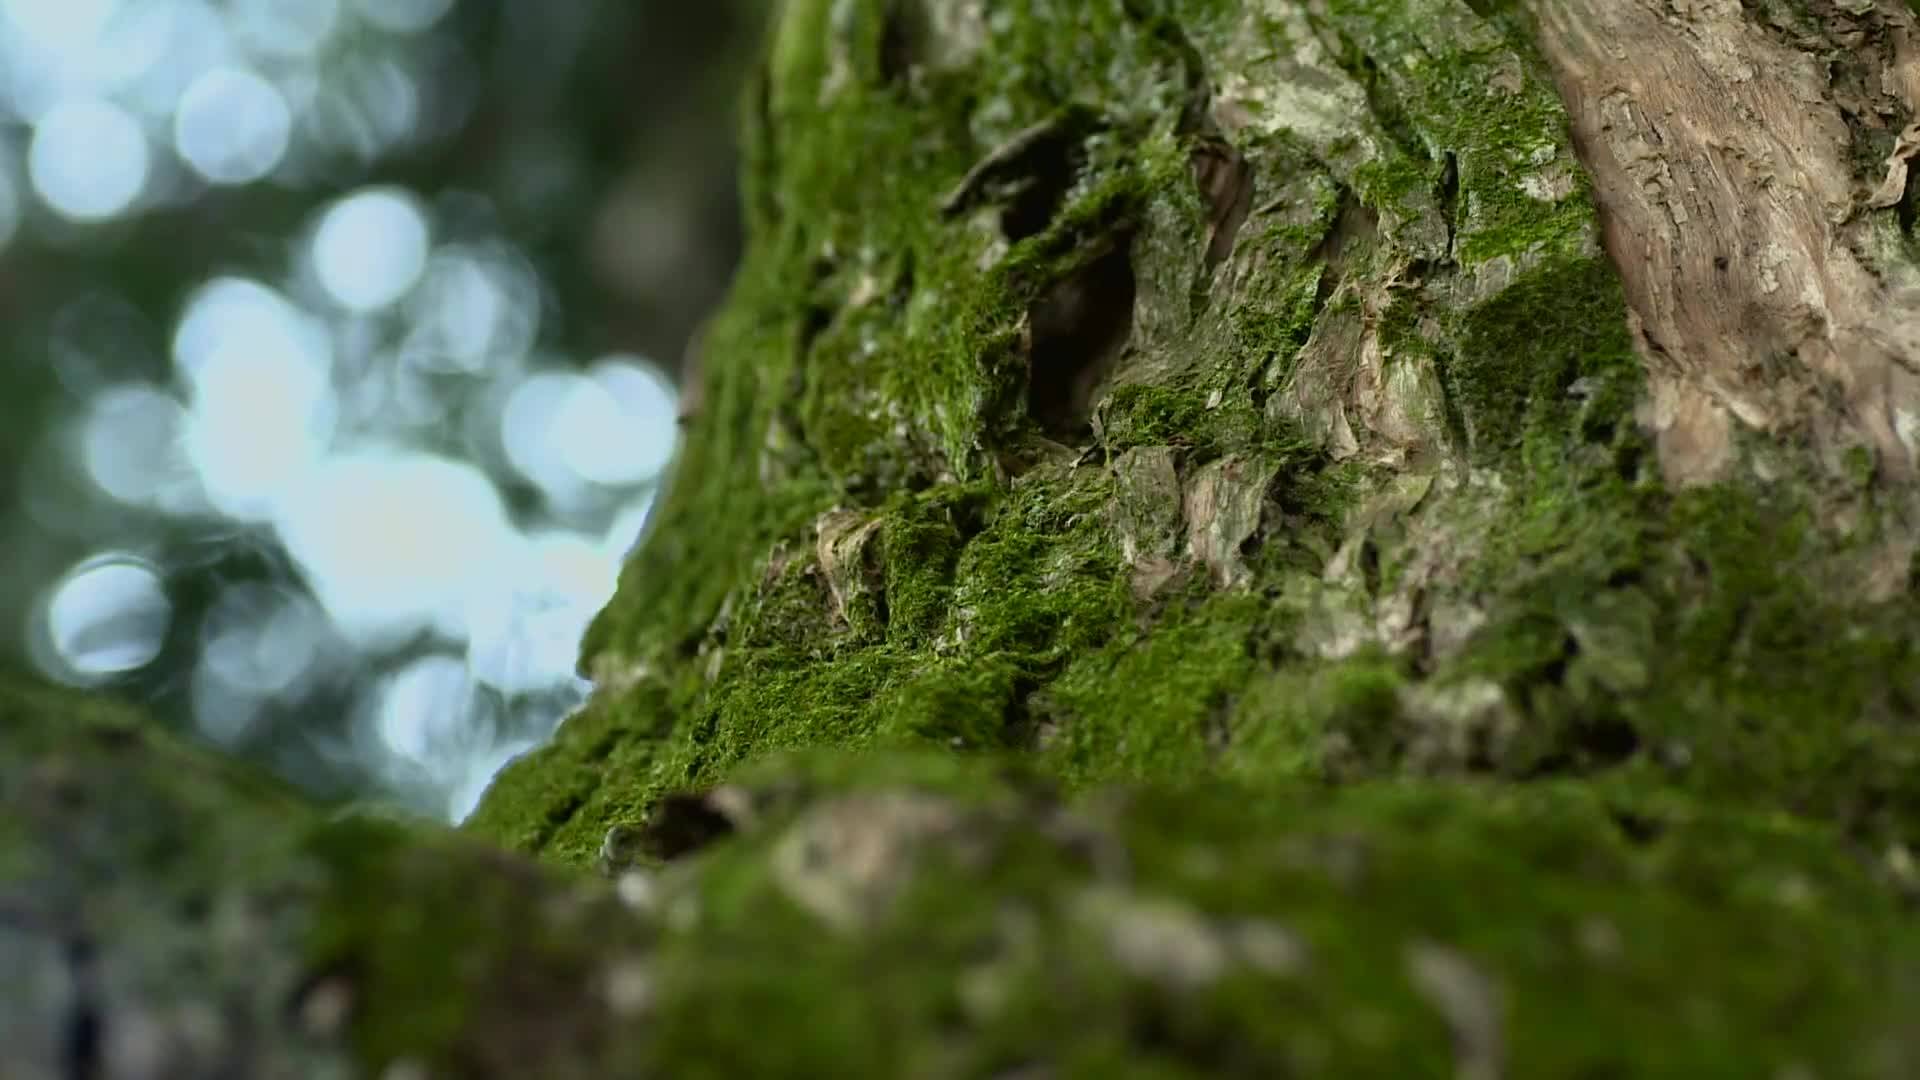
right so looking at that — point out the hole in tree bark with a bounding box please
[1000,140,1086,243]
[637,792,737,861]
[939,107,1103,241]
[879,0,918,85]
[1026,235,1136,436]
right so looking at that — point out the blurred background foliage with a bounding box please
[0,0,761,819]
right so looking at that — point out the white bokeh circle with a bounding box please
[174,66,292,184]
[29,99,150,221]
[310,186,431,311]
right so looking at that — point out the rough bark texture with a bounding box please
[1538,0,1920,521]
[12,0,1920,1076]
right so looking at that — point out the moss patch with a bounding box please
[470,0,1920,1069]
[631,752,1920,1076]
[483,0,1920,859]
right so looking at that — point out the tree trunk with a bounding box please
[12,0,1920,1075]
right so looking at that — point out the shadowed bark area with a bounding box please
[12,1,1920,1076]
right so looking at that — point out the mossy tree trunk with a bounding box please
[12,1,1920,1076]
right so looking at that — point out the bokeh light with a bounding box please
[173,277,330,384]
[199,583,329,699]
[173,279,338,520]
[1,0,118,65]
[500,357,679,504]
[229,0,340,59]
[78,383,195,509]
[406,244,542,373]
[584,356,680,484]
[0,0,486,227]
[2,0,730,822]
[275,450,513,645]
[29,99,149,220]
[466,531,618,696]
[311,187,431,311]
[37,554,172,682]
[173,66,291,184]
[353,0,454,35]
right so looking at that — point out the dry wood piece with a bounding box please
[1866,122,1920,210]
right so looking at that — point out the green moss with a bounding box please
[504,0,1635,857]
[578,0,1221,678]
[463,681,675,863]
[1253,650,1412,774]
[945,464,1133,660]
[1098,383,1213,451]
[633,753,1920,1076]
[1447,254,1640,460]
[304,820,476,1062]
[1325,383,1920,849]
[573,254,839,677]
[867,656,1030,750]
[474,3,1920,1067]
[478,456,1140,862]
[295,816,654,1075]
[1319,0,1598,265]
[1225,261,1326,385]
[498,0,1920,856]
[879,483,985,648]
[1629,489,1920,842]
[1040,591,1265,788]
[1096,381,1319,466]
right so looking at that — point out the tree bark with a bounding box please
[12,0,1920,1075]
